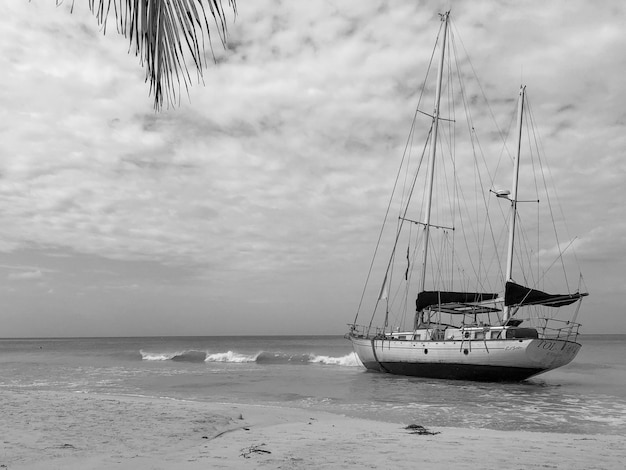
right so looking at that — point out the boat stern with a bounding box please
[526,338,581,371]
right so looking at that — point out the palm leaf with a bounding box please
[83,0,237,110]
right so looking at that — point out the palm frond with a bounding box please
[82,0,237,110]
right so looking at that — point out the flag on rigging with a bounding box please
[378,273,389,300]
[405,246,410,280]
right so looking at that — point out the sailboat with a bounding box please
[347,11,588,382]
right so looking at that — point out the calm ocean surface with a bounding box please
[1,335,625,435]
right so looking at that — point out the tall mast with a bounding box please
[419,11,449,294]
[503,85,526,322]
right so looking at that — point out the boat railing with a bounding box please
[347,324,387,339]
[349,319,581,342]
[534,318,581,342]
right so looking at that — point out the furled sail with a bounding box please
[416,291,499,312]
[504,281,587,307]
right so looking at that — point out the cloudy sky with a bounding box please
[1,0,624,337]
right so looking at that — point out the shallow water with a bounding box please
[1,334,624,435]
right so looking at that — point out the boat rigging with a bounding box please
[346,11,588,382]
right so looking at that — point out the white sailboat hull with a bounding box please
[349,335,581,381]
[345,12,587,383]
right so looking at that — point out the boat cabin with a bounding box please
[387,325,539,341]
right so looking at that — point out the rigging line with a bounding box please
[454,148,509,296]
[446,39,459,292]
[397,224,415,330]
[521,237,579,295]
[388,226,422,329]
[480,96,527,290]
[385,228,414,331]
[507,169,546,291]
[526,94,572,291]
[353,106,417,326]
[443,37,457,240]
[433,137,492,294]
[529,114,543,288]
[515,207,562,297]
[505,105,538,288]
[422,28,462,291]
[474,131,507,285]
[433,132,461,286]
[513,211,536,288]
[432,231,452,289]
[449,31,495,287]
[398,22,447,219]
[450,131,458,290]
[449,27,515,290]
[353,21,444,327]
[520,98,543,288]
[526,109,559,290]
[489,101,519,233]
[449,17,512,162]
[435,108,496,294]
[398,124,417,229]
[366,125,434,332]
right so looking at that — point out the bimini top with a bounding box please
[416,291,499,313]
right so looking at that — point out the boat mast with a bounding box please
[419,12,449,297]
[503,85,526,323]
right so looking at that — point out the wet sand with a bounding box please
[2,389,624,469]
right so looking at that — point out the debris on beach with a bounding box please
[404,424,440,436]
[49,443,76,450]
[241,443,272,459]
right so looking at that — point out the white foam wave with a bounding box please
[310,352,363,367]
[140,350,179,361]
[140,349,363,367]
[205,351,258,363]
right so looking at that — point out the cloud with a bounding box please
[0,0,625,335]
[8,270,43,281]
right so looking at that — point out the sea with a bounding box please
[1,334,625,436]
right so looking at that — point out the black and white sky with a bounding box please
[1,1,624,336]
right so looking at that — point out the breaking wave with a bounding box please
[310,353,362,367]
[139,350,207,363]
[205,351,257,363]
[140,349,361,367]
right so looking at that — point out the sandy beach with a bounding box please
[1,389,623,470]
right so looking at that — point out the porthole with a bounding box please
[464,332,470,339]
[463,349,469,355]
[424,349,428,354]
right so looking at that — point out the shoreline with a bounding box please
[2,389,624,469]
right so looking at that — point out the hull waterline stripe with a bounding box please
[361,360,545,382]
[370,338,390,373]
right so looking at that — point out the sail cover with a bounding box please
[416,291,499,312]
[504,281,587,307]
